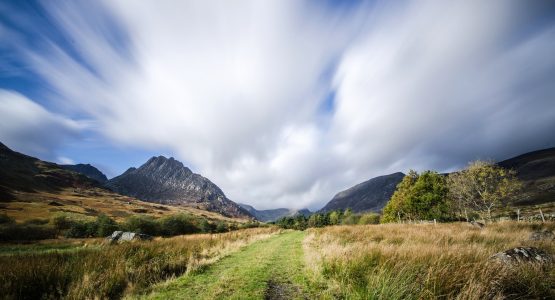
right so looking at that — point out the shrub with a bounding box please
[23,218,50,225]
[0,214,14,224]
[95,214,119,237]
[157,214,200,236]
[358,213,380,225]
[124,215,159,236]
[64,221,93,238]
[0,224,57,241]
[51,214,74,232]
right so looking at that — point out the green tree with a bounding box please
[382,170,449,223]
[382,170,418,223]
[329,211,340,225]
[447,160,521,222]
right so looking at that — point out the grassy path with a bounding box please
[144,231,307,300]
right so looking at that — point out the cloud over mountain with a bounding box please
[1,1,554,210]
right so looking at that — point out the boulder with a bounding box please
[529,230,555,241]
[106,231,152,244]
[491,247,552,264]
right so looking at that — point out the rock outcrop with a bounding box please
[491,247,552,264]
[105,156,252,219]
[106,231,152,244]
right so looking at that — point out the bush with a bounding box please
[358,213,380,225]
[95,214,119,237]
[65,222,94,238]
[0,214,14,225]
[0,224,57,241]
[157,214,200,236]
[51,214,74,232]
[23,218,50,225]
[124,215,159,236]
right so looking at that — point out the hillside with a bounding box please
[498,147,555,205]
[60,164,108,183]
[105,156,252,219]
[319,172,405,213]
[239,203,311,222]
[0,142,242,223]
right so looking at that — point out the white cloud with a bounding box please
[3,1,555,210]
[0,90,82,160]
[57,156,75,165]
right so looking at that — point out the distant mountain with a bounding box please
[105,156,252,219]
[239,203,312,222]
[60,164,108,183]
[0,142,100,201]
[498,147,555,205]
[319,172,405,213]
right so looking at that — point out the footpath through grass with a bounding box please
[143,231,307,300]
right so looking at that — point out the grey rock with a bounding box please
[106,231,152,244]
[529,230,555,241]
[491,247,552,264]
[105,156,252,219]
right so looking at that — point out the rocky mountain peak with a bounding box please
[105,156,251,218]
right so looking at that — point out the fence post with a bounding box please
[517,209,520,222]
[539,209,545,222]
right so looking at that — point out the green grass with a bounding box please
[0,242,96,256]
[144,231,307,300]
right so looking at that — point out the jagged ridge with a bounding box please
[105,156,252,218]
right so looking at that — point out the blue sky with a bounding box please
[1,0,555,210]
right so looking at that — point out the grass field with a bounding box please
[1,222,553,299]
[304,222,555,299]
[0,227,279,299]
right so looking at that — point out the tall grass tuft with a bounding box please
[304,222,555,299]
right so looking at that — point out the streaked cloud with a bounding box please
[0,0,554,209]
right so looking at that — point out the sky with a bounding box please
[1,0,554,211]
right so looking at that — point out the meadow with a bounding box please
[303,222,555,299]
[1,222,553,299]
[0,227,279,299]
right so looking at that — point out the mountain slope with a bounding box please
[239,204,311,222]
[0,142,99,199]
[498,147,555,205]
[319,172,405,213]
[60,164,108,183]
[0,142,246,223]
[105,156,252,218]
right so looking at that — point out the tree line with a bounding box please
[383,160,521,223]
[0,212,264,241]
[275,160,522,229]
[274,209,381,230]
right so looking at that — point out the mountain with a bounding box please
[105,156,252,219]
[0,142,247,224]
[0,142,99,200]
[498,147,555,205]
[60,164,108,183]
[319,172,405,213]
[239,203,312,222]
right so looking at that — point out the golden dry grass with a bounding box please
[0,188,247,223]
[303,222,555,299]
[0,227,280,299]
